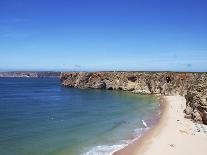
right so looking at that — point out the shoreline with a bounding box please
[114,96,207,155]
[113,95,167,155]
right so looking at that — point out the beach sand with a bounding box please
[114,96,207,155]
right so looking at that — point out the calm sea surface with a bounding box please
[0,78,161,155]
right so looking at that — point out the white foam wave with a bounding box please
[82,143,128,155]
[82,120,151,155]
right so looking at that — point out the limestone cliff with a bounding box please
[60,72,207,124]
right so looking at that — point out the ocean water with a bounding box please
[0,78,161,155]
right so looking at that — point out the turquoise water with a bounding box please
[0,78,161,155]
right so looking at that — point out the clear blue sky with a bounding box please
[0,0,207,71]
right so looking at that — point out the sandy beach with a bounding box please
[114,96,207,155]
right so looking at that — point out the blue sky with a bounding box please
[0,0,207,71]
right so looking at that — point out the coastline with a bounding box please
[114,96,207,155]
[113,95,167,155]
[81,93,162,155]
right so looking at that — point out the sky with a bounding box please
[0,0,207,71]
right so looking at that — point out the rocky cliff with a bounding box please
[60,72,207,124]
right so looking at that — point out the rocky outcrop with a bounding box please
[184,74,207,124]
[60,71,207,124]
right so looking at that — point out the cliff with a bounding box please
[0,71,61,78]
[60,71,207,124]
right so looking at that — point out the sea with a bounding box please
[0,78,161,155]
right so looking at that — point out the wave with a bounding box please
[81,100,162,155]
[82,143,128,155]
[82,124,150,155]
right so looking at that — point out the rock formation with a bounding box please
[184,74,207,124]
[60,72,207,124]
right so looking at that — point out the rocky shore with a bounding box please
[60,72,207,124]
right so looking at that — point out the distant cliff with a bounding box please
[60,71,207,124]
[0,71,60,78]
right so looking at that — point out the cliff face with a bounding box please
[60,71,207,124]
[184,77,207,124]
[60,72,207,95]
